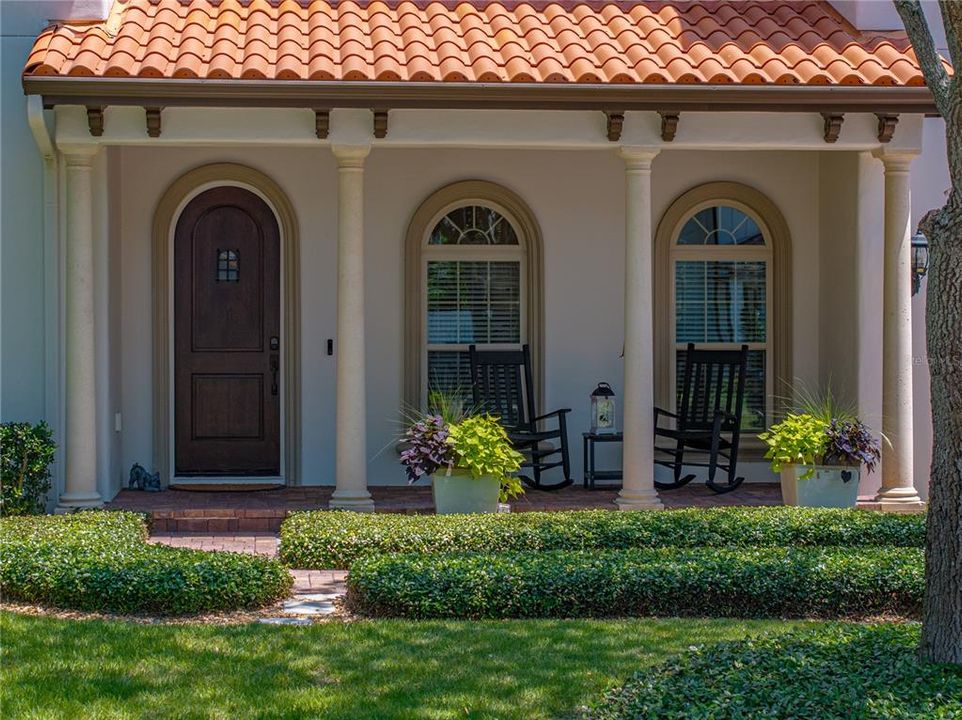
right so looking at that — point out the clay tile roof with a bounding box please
[23,0,935,86]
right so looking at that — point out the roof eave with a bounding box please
[22,76,939,115]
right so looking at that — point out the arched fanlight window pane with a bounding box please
[677,206,764,246]
[429,205,519,245]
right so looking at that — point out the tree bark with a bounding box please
[918,196,962,666]
[894,0,962,665]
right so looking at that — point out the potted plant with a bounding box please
[400,412,524,514]
[759,413,881,508]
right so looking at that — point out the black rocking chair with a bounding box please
[653,343,749,494]
[468,344,572,491]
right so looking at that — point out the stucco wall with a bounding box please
[1,14,45,424]
[113,145,826,490]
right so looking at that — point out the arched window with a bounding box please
[655,183,792,437]
[405,182,543,411]
[424,204,524,404]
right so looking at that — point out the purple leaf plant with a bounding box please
[823,418,881,473]
[400,414,454,484]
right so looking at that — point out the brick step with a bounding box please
[150,510,289,533]
[147,504,435,532]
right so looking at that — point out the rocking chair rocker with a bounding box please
[653,343,749,494]
[468,344,572,491]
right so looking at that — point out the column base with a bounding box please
[871,486,925,512]
[55,491,103,513]
[615,489,663,510]
[329,490,375,513]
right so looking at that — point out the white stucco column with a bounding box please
[57,147,103,511]
[617,148,663,510]
[874,151,924,508]
[329,145,375,511]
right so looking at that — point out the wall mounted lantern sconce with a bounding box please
[911,232,929,296]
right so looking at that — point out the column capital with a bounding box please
[332,144,371,168]
[619,146,660,171]
[872,148,919,172]
[60,144,100,166]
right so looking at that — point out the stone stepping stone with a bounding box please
[283,592,340,616]
[258,617,311,626]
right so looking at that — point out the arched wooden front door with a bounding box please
[174,186,281,476]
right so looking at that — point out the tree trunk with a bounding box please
[893,0,962,666]
[918,131,962,662]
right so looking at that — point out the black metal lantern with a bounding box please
[911,232,929,296]
[590,382,616,434]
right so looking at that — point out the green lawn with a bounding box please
[1,612,809,720]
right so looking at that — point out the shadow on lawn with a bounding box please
[0,613,804,720]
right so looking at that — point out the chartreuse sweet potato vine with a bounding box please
[758,413,829,478]
[446,414,524,501]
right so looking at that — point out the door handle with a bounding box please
[270,354,279,395]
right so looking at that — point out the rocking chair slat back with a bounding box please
[678,343,749,432]
[468,345,533,430]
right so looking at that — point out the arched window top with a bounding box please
[428,205,519,246]
[677,205,765,246]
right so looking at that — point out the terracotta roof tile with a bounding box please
[23,0,940,85]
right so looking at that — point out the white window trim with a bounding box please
[422,214,527,406]
[669,202,774,431]
[654,182,793,454]
[404,181,544,413]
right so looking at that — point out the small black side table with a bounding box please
[582,431,623,489]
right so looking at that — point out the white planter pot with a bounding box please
[431,468,501,514]
[780,464,860,508]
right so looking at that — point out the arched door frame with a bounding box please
[152,163,300,484]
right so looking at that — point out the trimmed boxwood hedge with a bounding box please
[346,547,923,619]
[0,511,292,615]
[582,624,962,720]
[280,507,924,569]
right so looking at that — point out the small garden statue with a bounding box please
[128,463,161,492]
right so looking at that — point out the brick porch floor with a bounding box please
[147,531,280,556]
[109,483,786,532]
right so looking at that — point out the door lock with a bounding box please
[269,336,279,351]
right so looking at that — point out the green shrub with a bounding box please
[280,507,925,569]
[346,547,922,619]
[0,512,292,615]
[1,422,55,516]
[582,624,962,720]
